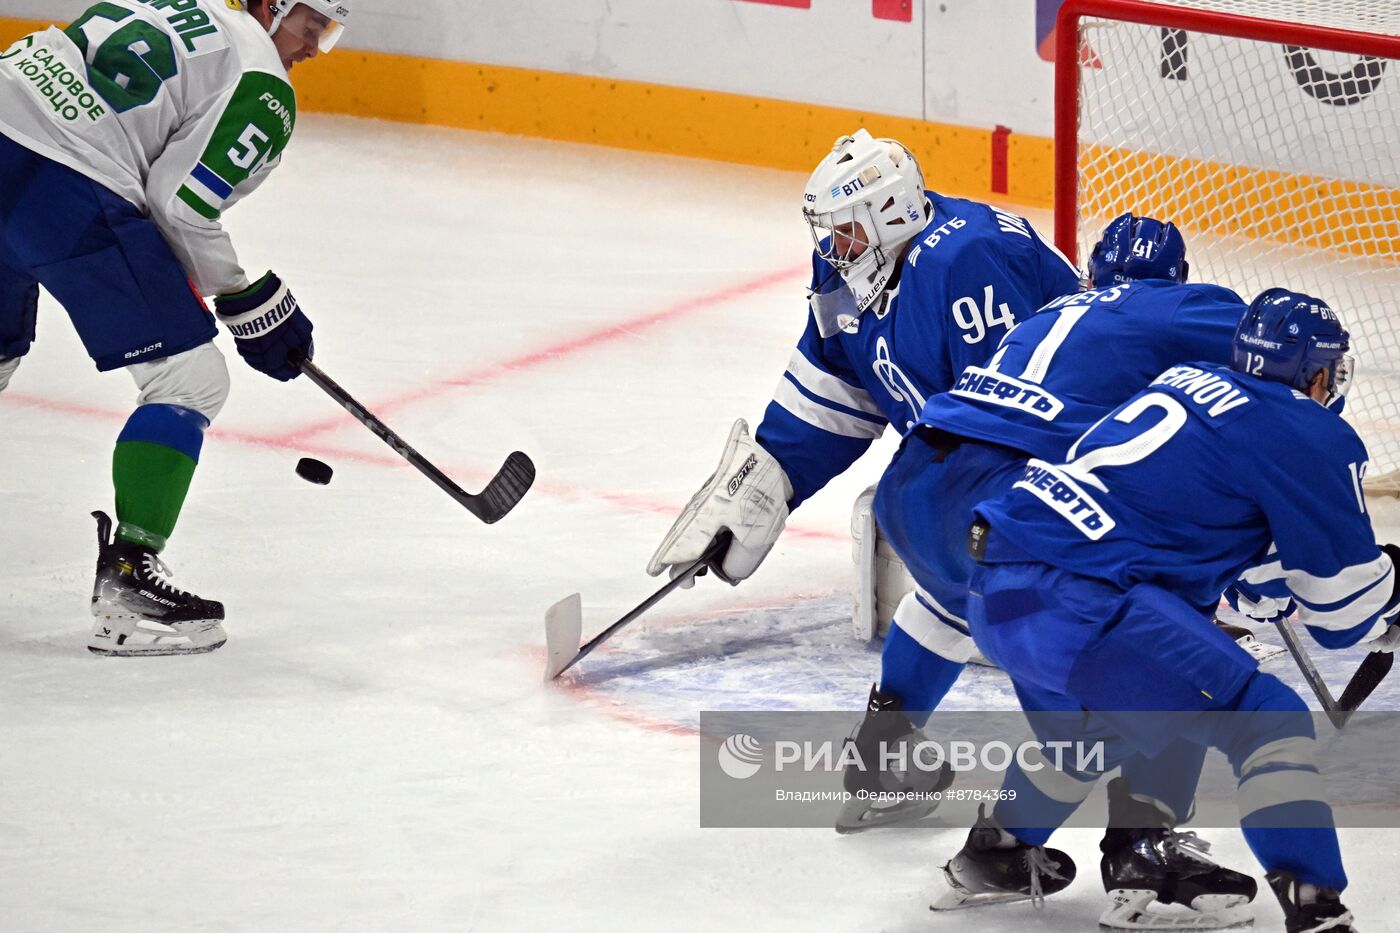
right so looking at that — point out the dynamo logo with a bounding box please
[718,733,763,779]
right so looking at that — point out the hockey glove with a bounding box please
[1224,581,1294,624]
[1368,543,1400,652]
[214,271,313,381]
[647,418,792,586]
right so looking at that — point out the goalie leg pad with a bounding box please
[648,418,792,584]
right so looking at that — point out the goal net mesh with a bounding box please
[1064,0,1400,486]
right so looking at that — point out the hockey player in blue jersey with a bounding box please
[843,214,1288,835]
[939,290,1397,932]
[644,128,1077,753]
[646,129,1078,635]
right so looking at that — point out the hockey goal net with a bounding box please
[1055,0,1400,491]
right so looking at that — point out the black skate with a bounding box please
[1099,778,1257,929]
[931,804,1077,911]
[1214,618,1285,666]
[88,511,226,657]
[834,684,953,834]
[1266,872,1357,933]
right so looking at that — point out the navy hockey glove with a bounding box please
[214,271,313,381]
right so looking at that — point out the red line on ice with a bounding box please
[276,263,808,444]
[1,388,844,543]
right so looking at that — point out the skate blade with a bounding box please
[1235,635,1286,666]
[835,796,943,834]
[544,593,583,680]
[88,616,227,657]
[931,886,1036,912]
[1100,889,1254,930]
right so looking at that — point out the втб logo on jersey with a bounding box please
[873,337,926,429]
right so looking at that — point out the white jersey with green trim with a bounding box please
[0,0,295,296]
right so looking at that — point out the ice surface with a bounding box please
[2,116,1397,931]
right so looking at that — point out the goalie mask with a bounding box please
[804,130,929,337]
[265,0,350,52]
[1232,288,1354,407]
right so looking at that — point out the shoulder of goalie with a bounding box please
[647,418,793,586]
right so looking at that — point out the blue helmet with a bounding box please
[1087,213,1189,287]
[1231,288,1351,400]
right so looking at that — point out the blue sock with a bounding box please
[878,622,965,727]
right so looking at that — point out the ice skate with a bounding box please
[1099,778,1257,930]
[88,511,226,657]
[1214,619,1285,666]
[1266,872,1357,933]
[931,804,1076,911]
[834,684,952,834]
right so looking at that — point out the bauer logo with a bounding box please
[718,733,763,779]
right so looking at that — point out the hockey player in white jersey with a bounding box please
[0,0,349,655]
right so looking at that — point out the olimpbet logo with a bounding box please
[718,733,763,779]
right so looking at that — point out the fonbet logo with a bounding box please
[718,733,763,779]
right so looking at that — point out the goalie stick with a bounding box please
[544,532,731,680]
[1273,617,1393,729]
[296,358,536,524]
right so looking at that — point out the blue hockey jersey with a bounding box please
[975,363,1396,649]
[756,191,1080,507]
[919,280,1245,461]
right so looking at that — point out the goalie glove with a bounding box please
[1224,581,1294,624]
[647,418,793,586]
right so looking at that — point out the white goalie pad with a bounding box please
[851,484,914,640]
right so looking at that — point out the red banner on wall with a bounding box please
[735,0,916,19]
[872,0,912,22]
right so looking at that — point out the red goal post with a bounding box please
[1053,0,1400,491]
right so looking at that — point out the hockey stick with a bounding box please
[544,532,731,680]
[1273,617,1393,729]
[296,358,536,524]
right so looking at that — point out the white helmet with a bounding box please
[266,0,351,52]
[803,130,928,336]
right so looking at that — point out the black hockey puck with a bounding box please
[295,457,333,485]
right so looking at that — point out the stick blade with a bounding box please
[544,592,584,680]
[1339,650,1394,712]
[465,451,536,524]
